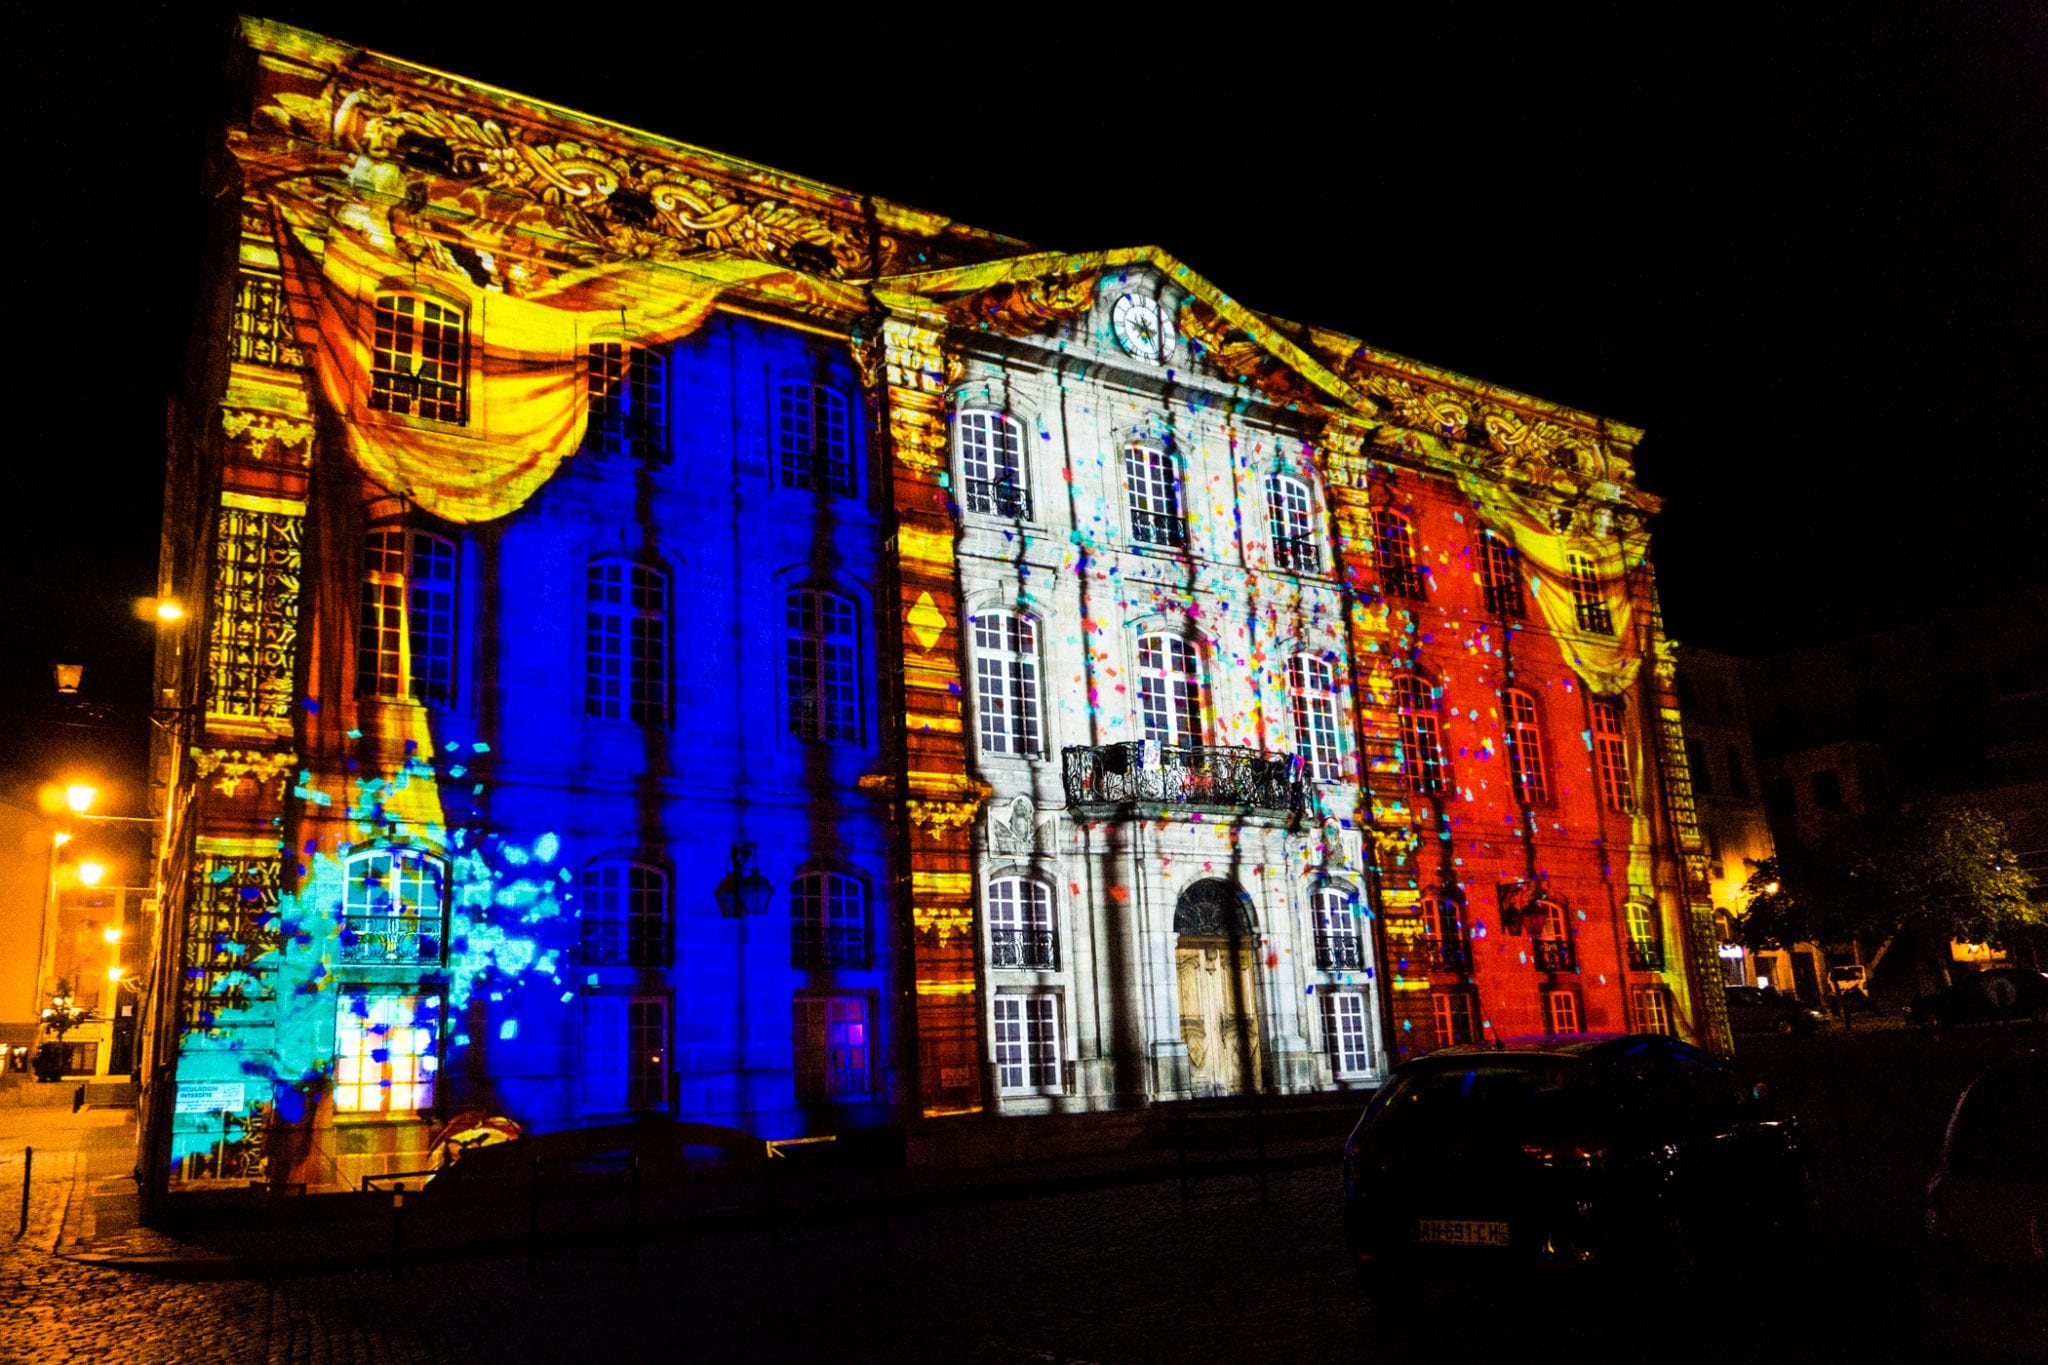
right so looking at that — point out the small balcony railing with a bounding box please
[1130,508,1187,548]
[965,477,1028,519]
[1482,581,1524,619]
[1421,935,1470,971]
[1533,936,1576,972]
[1315,932,1365,972]
[339,914,444,965]
[792,926,867,970]
[1062,742,1300,817]
[990,927,1058,970]
[1273,535,1321,574]
[1575,600,1615,636]
[1627,939,1665,971]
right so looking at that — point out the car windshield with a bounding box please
[1370,1058,1594,1136]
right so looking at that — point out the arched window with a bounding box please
[1266,473,1318,573]
[1137,633,1204,746]
[1478,529,1523,618]
[1532,897,1574,971]
[971,611,1042,757]
[340,847,446,965]
[359,527,458,704]
[580,862,670,967]
[1593,698,1634,813]
[1568,551,1614,635]
[1124,444,1185,548]
[1503,688,1549,804]
[1371,509,1426,600]
[786,588,861,743]
[776,381,853,495]
[1310,884,1363,970]
[588,342,667,460]
[370,293,466,423]
[791,871,867,969]
[1287,655,1341,783]
[1419,892,1467,969]
[1625,901,1661,969]
[585,560,670,725]
[958,411,1028,518]
[1394,674,1445,794]
[988,877,1057,970]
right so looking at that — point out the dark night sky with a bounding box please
[4,2,2043,782]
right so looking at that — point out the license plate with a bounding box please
[1415,1218,1511,1247]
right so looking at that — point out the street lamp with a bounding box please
[712,841,773,917]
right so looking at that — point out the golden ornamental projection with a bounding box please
[260,84,872,277]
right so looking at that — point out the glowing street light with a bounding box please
[76,862,107,888]
[103,926,122,944]
[65,784,98,814]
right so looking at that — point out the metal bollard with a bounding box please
[391,1182,406,1280]
[16,1147,30,1239]
[73,1085,85,1114]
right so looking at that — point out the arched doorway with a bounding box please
[1174,879,1261,1095]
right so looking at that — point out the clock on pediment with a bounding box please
[1111,291,1173,363]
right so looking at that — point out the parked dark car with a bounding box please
[1925,1050,2047,1274]
[1724,985,1828,1035]
[1342,1034,1812,1290]
[1906,967,2048,1030]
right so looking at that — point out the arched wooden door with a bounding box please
[1174,879,1260,1095]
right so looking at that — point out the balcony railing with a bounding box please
[990,927,1058,970]
[1273,535,1321,574]
[1575,599,1615,636]
[1062,742,1300,817]
[339,914,444,965]
[792,926,867,970]
[965,477,1029,519]
[1130,508,1187,547]
[1627,939,1664,971]
[1533,936,1576,972]
[1315,932,1365,972]
[1421,935,1470,971]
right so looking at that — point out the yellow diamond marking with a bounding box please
[907,592,946,653]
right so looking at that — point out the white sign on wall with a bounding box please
[174,1081,246,1114]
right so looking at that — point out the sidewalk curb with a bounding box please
[60,1146,1342,1281]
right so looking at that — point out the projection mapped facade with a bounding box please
[149,17,1727,1191]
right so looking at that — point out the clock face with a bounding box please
[1111,293,1171,362]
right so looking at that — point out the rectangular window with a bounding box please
[791,873,868,970]
[1504,690,1550,804]
[586,562,670,725]
[358,529,458,704]
[1372,510,1427,601]
[1568,552,1614,636]
[972,613,1041,757]
[1288,656,1342,784]
[231,269,303,369]
[786,590,861,743]
[1632,987,1673,1036]
[1593,701,1634,813]
[333,992,439,1114]
[627,997,668,1110]
[794,996,870,1101]
[1312,889,1364,971]
[1322,991,1372,1078]
[777,382,854,495]
[1137,634,1203,747]
[958,411,1028,518]
[1431,990,1478,1048]
[1479,531,1522,618]
[1124,446,1185,548]
[1266,474,1319,573]
[1543,990,1582,1036]
[987,879,1058,971]
[588,343,667,460]
[580,864,670,967]
[370,294,466,423]
[993,995,1061,1092]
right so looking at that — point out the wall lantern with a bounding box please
[713,841,773,918]
[54,663,83,694]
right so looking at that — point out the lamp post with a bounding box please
[712,841,774,918]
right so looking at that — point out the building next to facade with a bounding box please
[1674,649,1782,995]
[143,17,1729,1197]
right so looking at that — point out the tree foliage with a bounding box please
[1736,803,2040,952]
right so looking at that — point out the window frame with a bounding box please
[1593,698,1635,813]
[793,994,872,1102]
[1478,529,1523,618]
[992,993,1063,1094]
[1287,654,1342,784]
[957,410,1029,519]
[1420,892,1467,970]
[1503,688,1550,804]
[338,847,447,967]
[987,876,1059,971]
[970,610,1043,758]
[1322,990,1373,1079]
[1432,989,1479,1048]
[584,559,671,726]
[1532,897,1575,971]
[1136,632,1206,747]
[1394,673,1446,795]
[775,380,855,496]
[332,989,442,1116]
[1568,551,1614,635]
[785,587,863,744]
[1265,472,1320,573]
[357,526,459,706]
[1543,989,1583,1036]
[1311,884,1364,972]
[587,341,669,461]
[1371,509,1427,601]
[791,870,869,971]
[579,861,672,969]
[1632,986,1674,1036]
[1123,443,1186,549]
[626,995,670,1111]
[369,292,468,424]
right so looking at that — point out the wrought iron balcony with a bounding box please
[1315,932,1365,972]
[965,477,1029,519]
[1575,599,1615,636]
[1627,939,1665,971]
[1421,935,1470,971]
[1130,508,1187,548]
[339,914,444,966]
[792,926,868,971]
[989,927,1058,971]
[1273,535,1321,574]
[1532,936,1576,972]
[1062,742,1300,817]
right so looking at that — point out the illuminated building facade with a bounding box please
[147,17,1727,1191]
